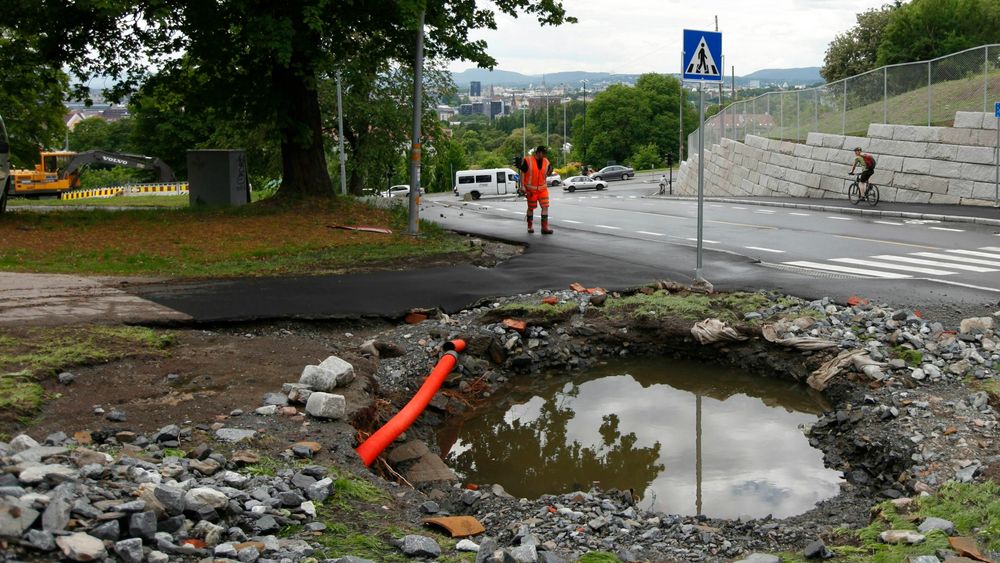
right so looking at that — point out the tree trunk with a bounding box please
[272,47,333,198]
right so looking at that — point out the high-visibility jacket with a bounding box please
[524,156,549,189]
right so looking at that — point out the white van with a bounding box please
[454,168,519,200]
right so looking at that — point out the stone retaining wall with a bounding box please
[676,111,1000,206]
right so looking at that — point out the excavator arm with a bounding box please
[61,150,177,184]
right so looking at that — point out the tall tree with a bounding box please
[14,1,574,199]
[876,0,1000,65]
[820,4,899,82]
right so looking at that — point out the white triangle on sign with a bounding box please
[685,36,720,77]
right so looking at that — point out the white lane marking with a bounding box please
[784,261,911,278]
[686,238,720,244]
[827,216,853,221]
[628,196,637,199]
[789,212,811,216]
[636,230,665,236]
[753,210,776,214]
[929,226,965,232]
[872,255,996,272]
[595,224,621,230]
[744,246,785,253]
[562,219,582,224]
[911,252,1000,268]
[925,278,1000,294]
[730,206,747,210]
[947,249,1000,260]
[982,247,1000,252]
[874,220,904,226]
[831,258,956,276]
[710,204,724,208]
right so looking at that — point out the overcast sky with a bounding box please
[447,0,889,76]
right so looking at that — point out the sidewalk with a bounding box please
[649,193,1000,226]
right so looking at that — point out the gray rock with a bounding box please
[510,544,538,562]
[420,500,440,514]
[13,445,69,463]
[215,543,239,558]
[918,517,955,534]
[298,365,341,392]
[90,520,120,541]
[255,515,279,534]
[153,424,180,443]
[0,498,39,537]
[400,534,441,558]
[153,484,186,517]
[9,434,39,452]
[192,520,226,547]
[184,487,229,512]
[237,546,260,562]
[22,529,57,551]
[129,510,158,540]
[305,392,346,419]
[41,483,75,532]
[261,392,289,406]
[56,532,108,561]
[58,371,77,385]
[456,539,480,552]
[908,557,941,563]
[113,500,147,513]
[734,556,781,563]
[214,428,257,443]
[334,557,377,563]
[305,478,333,502]
[148,550,170,563]
[319,355,356,385]
[955,464,980,483]
[105,410,127,422]
[115,538,145,563]
[880,530,925,544]
[804,539,833,558]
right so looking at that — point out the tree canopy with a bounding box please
[820,4,898,82]
[12,0,574,198]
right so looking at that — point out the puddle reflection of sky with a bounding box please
[446,367,843,519]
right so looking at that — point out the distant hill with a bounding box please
[741,67,822,85]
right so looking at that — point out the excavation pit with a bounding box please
[438,357,845,519]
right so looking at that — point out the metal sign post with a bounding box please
[682,29,723,284]
[994,101,999,207]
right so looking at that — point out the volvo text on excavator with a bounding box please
[10,150,176,197]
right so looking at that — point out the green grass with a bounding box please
[579,553,622,563]
[244,455,284,477]
[333,473,383,504]
[825,482,1000,562]
[893,346,924,366]
[486,301,579,324]
[9,195,190,208]
[161,447,186,458]
[0,370,45,422]
[603,291,772,322]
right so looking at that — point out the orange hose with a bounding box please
[356,339,466,466]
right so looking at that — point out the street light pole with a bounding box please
[563,97,568,166]
[581,80,587,168]
[546,94,549,148]
[521,106,527,156]
[407,10,425,236]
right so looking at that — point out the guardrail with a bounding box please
[60,182,189,200]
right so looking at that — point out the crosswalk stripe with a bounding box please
[745,246,785,253]
[830,258,956,276]
[911,252,1000,268]
[872,255,997,272]
[785,261,911,278]
[947,249,1000,260]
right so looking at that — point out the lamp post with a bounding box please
[562,96,568,166]
[521,106,527,157]
[545,92,550,148]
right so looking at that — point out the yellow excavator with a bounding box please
[10,150,176,197]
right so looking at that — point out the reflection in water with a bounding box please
[439,358,844,519]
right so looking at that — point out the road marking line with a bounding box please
[562,219,582,224]
[947,249,1000,260]
[827,216,853,221]
[872,255,996,272]
[982,246,1000,252]
[830,258,956,276]
[744,246,785,253]
[874,220,904,226]
[925,278,1000,294]
[789,212,811,216]
[834,235,938,249]
[912,252,1000,267]
[730,206,747,209]
[636,230,665,236]
[784,261,911,278]
[753,210,775,214]
[708,219,777,229]
[595,224,621,230]
[628,196,637,199]
[710,204,724,207]
[686,238,720,243]
[929,226,965,232]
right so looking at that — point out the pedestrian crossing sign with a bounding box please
[682,29,723,83]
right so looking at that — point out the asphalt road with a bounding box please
[424,178,1000,320]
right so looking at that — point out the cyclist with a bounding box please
[849,147,876,197]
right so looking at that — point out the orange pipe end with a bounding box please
[355,339,466,466]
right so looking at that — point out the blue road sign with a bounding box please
[995,101,1000,118]
[682,29,723,83]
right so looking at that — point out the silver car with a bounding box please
[562,175,608,192]
[592,165,634,181]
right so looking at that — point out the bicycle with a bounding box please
[847,173,880,206]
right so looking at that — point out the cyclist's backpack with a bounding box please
[863,154,876,169]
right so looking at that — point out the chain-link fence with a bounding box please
[688,44,1000,159]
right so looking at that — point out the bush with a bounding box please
[628,143,662,170]
[555,164,579,177]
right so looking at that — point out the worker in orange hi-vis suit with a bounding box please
[518,145,554,234]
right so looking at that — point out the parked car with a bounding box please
[547,173,562,187]
[591,165,634,181]
[562,175,608,192]
[382,185,423,198]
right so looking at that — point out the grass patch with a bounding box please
[826,482,1000,562]
[579,552,622,563]
[333,473,383,504]
[893,346,924,366]
[244,455,284,477]
[0,197,472,278]
[0,326,174,425]
[604,290,772,322]
[161,447,186,458]
[483,301,579,326]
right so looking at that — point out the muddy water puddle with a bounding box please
[439,358,844,519]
